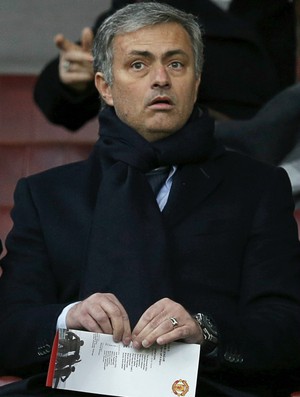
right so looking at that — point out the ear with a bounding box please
[194,76,201,103]
[95,72,114,106]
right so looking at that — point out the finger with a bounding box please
[96,297,126,340]
[132,298,195,348]
[83,293,132,344]
[67,294,132,344]
[132,308,166,348]
[62,51,94,64]
[133,299,170,337]
[59,58,94,87]
[121,318,132,346]
[81,313,104,333]
[157,316,203,345]
[102,294,132,344]
[66,301,104,332]
[135,316,177,348]
[88,301,114,334]
[81,27,94,53]
[110,309,131,344]
[156,324,188,346]
[54,33,79,52]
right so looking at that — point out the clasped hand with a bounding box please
[66,293,203,349]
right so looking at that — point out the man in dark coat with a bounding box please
[1,3,300,396]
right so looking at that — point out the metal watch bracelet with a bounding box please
[193,313,218,345]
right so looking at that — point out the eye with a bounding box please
[169,61,184,70]
[131,62,145,71]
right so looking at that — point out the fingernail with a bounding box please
[123,337,131,346]
[133,341,140,349]
[142,339,150,348]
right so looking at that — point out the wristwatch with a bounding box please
[193,313,218,348]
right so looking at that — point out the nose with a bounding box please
[151,65,171,89]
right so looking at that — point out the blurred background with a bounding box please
[0,0,110,74]
[0,0,111,246]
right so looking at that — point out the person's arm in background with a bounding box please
[33,9,113,131]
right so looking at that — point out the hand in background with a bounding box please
[55,27,94,92]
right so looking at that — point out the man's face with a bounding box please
[95,22,201,142]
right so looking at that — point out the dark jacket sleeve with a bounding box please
[33,9,115,131]
[33,58,100,131]
[0,179,65,375]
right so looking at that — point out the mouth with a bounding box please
[147,96,174,110]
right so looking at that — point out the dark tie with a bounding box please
[146,166,171,196]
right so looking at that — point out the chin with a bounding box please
[143,128,177,142]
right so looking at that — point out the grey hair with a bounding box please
[93,2,204,86]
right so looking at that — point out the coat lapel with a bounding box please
[163,160,223,228]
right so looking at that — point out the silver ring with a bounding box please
[63,60,71,71]
[170,317,178,327]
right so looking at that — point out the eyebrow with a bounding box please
[127,49,189,60]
